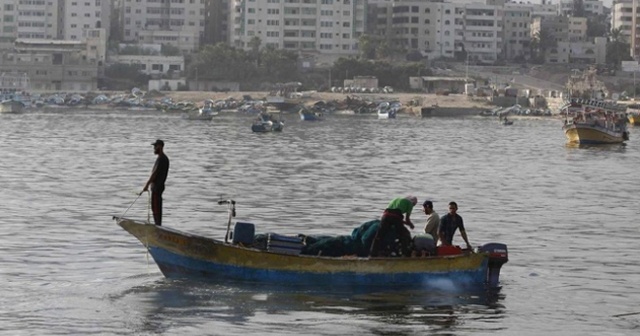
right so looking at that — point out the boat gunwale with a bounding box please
[115,217,488,270]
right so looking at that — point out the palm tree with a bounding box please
[606,28,632,70]
[531,28,557,63]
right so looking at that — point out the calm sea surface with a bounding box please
[1,108,639,335]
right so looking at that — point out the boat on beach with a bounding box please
[114,200,508,288]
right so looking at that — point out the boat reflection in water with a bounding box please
[113,276,506,335]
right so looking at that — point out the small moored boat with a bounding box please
[299,108,323,121]
[184,99,219,120]
[114,200,508,288]
[0,99,25,114]
[252,111,284,132]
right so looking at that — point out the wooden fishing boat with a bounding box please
[561,98,629,144]
[114,200,508,288]
[627,104,640,126]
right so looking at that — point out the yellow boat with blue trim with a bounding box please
[561,98,629,144]
[627,104,640,126]
[115,200,508,288]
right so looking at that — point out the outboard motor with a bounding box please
[478,243,509,287]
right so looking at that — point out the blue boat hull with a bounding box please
[150,246,489,287]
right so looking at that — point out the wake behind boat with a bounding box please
[115,199,508,288]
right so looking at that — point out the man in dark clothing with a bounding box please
[438,201,471,249]
[141,139,170,226]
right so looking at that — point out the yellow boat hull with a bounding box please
[629,114,640,126]
[563,124,627,144]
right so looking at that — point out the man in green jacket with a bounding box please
[369,196,417,257]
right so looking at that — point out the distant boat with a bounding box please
[0,99,24,114]
[184,99,219,120]
[299,109,323,121]
[377,101,399,119]
[627,104,640,126]
[252,111,284,132]
[562,98,629,144]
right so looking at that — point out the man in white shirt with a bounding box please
[423,200,440,242]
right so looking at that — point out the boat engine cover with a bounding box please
[479,243,508,264]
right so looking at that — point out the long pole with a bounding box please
[466,53,469,81]
[635,69,637,101]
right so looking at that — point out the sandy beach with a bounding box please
[161,91,493,109]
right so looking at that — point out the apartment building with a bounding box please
[0,39,101,91]
[62,0,111,41]
[0,0,61,51]
[0,0,110,43]
[458,1,503,63]
[531,1,559,18]
[503,2,532,60]
[532,16,570,43]
[110,54,184,75]
[547,37,606,64]
[612,0,640,59]
[558,0,604,16]
[370,0,457,60]
[230,0,366,63]
[611,0,633,43]
[120,0,205,53]
[203,0,230,45]
[568,16,587,42]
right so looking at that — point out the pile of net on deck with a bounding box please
[250,219,404,257]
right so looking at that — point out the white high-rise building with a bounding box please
[611,0,633,43]
[0,0,110,45]
[121,0,206,53]
[372,0,458,60]
[230,0,366,63]
[62,0,111,41]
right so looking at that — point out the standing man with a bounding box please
[438,201,471,249]
[370,196,417,257]
[422,200,440,242]
[141,139,170,226]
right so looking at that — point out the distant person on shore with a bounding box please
[438,201,472,250]
[370,196,417,257]
[141,139,170,226]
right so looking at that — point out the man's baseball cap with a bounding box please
[151,139,164,147]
